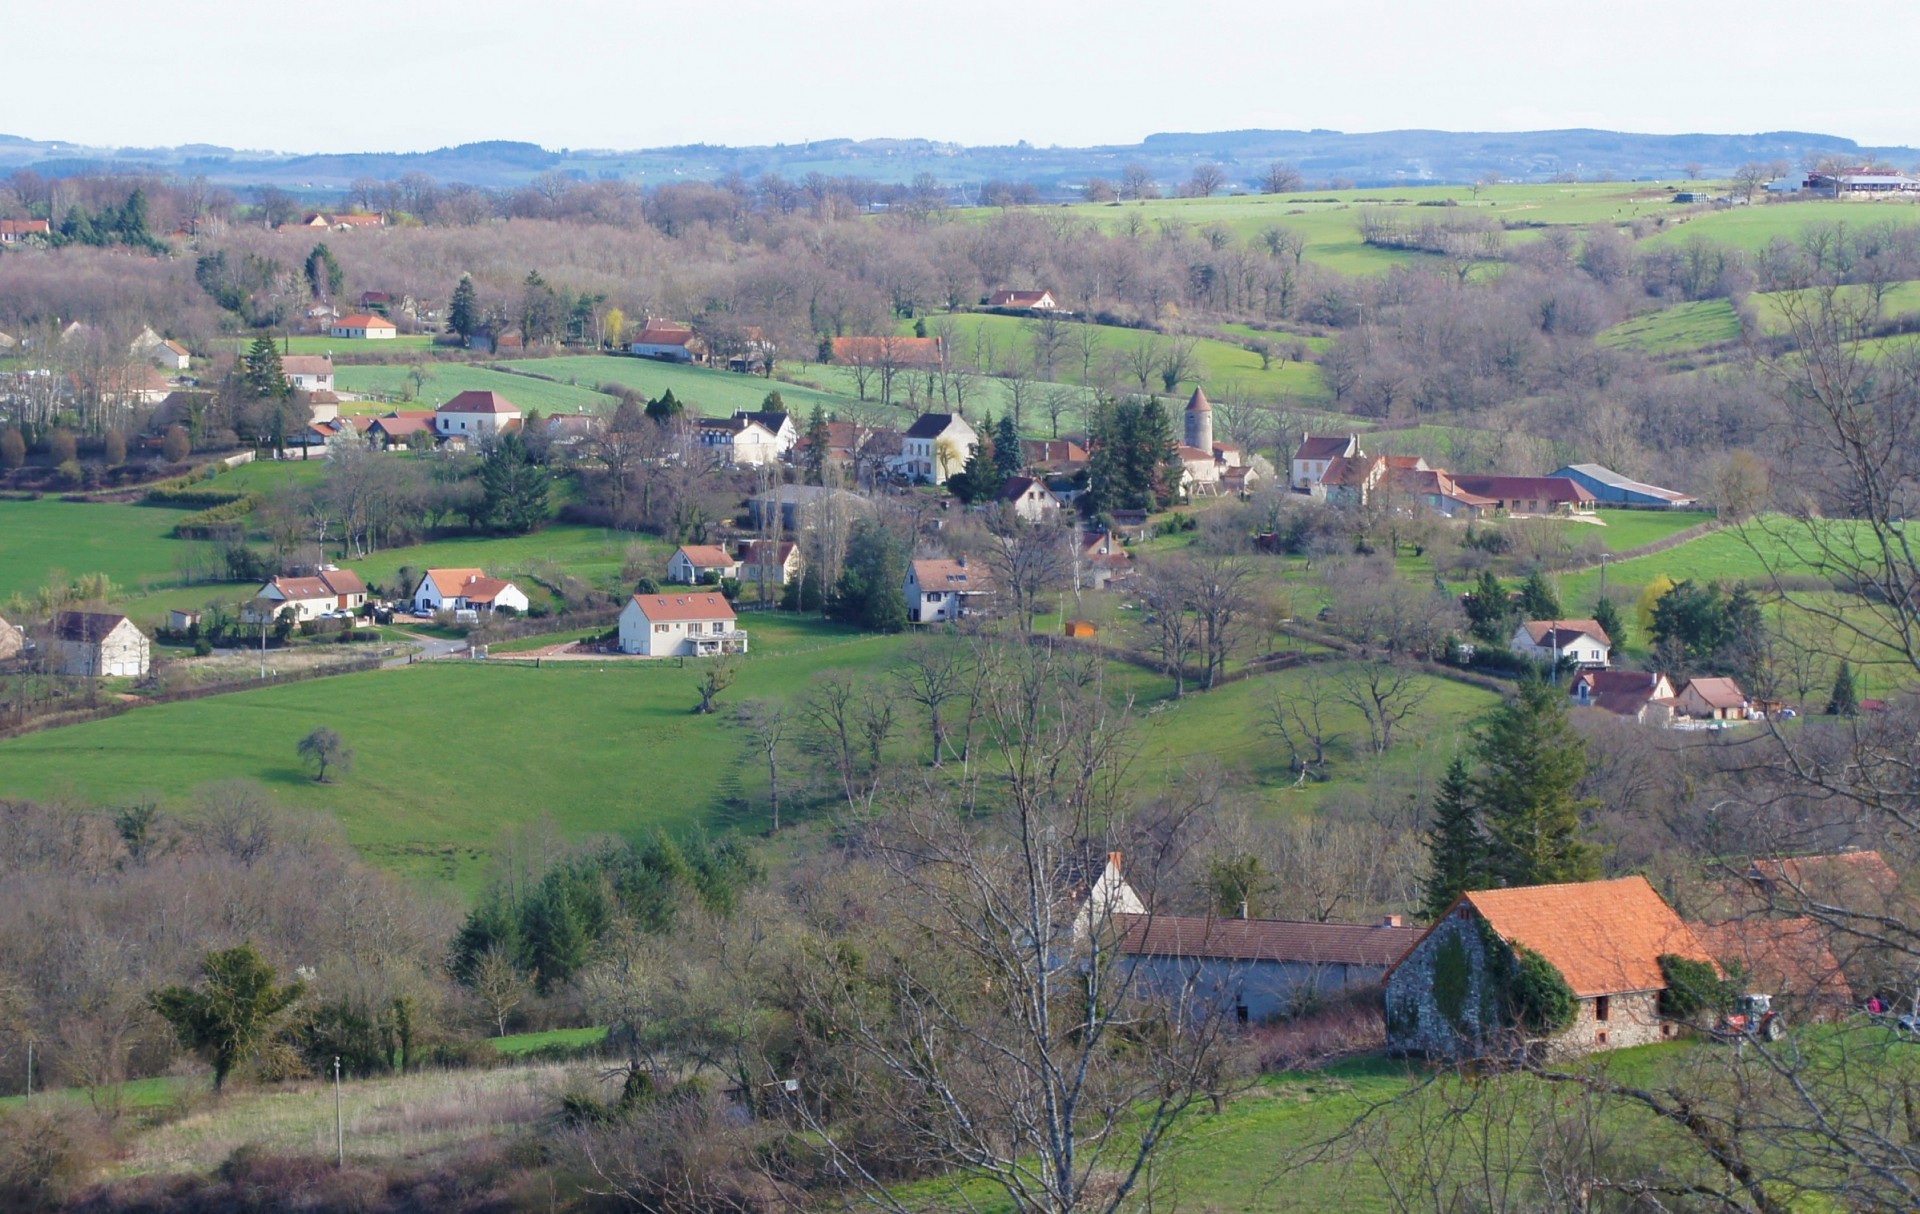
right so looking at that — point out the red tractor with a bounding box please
[1713,993,1784,1042]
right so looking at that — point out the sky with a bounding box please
[9,0,1919,154]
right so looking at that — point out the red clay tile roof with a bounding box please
[1681,677,1747,709]
[676,545,736,568]
[1294,434,1356,461]
[0,218,52,237]
[1185,387,1211,413]
[633,323,697,346]
[1456,877,1716,997]
[369,415,433,437]
[1449,475,1596,504]
[1573,671,1670,697]
[1119,914,1422,967]
[1689,919,1853,1006]
[460,576,517,604]
[262,569,366,601]
[438,390,520,415]
[333,314,395,329]
[281,355,334,377]
[423,568,486,597]
[911,559,990,591]
[629,593,737,622]
[1023,438,1089,464]
[737,540,798,565]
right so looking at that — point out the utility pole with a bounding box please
[24,1040,31,1104]
[334,1056,344,1168]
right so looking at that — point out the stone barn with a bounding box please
[1385,877,1716,1058]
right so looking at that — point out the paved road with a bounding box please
[383,629,468,667]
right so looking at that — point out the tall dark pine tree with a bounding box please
[479,433,549,534]
[241,335,288,401]
[1137,395,1184,507]
[1591,596,1625,649]
[802,405,830,486]
[1826,659,1860,717]
[1474,677,1598,888]
[994,413,1023,480]
[1462,570,1512,642]
[1519,571,1561,620]
[448,274,480,342]
[1421,754,1485,920]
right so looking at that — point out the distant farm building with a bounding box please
[1549,464,1697,508]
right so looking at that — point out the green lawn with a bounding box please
[1643,197,1920,253]
[1589,508,1715,551]
[491,1026,608,1055]
[505,354,860,419]
[333,364,615,414]
[0,500,191,599]
[226,334,437,357]
[0,616,900,892]
[1599,299,1743,355]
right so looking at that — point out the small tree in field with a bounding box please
[148,943,305,1092]
[297,726,354,782]
[1826,659,1860,717]
[0,427,23,470]
[161,425,190,463]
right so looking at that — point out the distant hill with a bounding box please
[0,128,1911,194]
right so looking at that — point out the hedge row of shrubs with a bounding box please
[143,482,251,508]
[168,495,260,539]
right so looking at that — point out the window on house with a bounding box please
[1235,1004,1249,1024]
[653,623,668,633]
[1594,996,1610,1022]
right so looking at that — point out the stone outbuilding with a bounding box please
[1120,914,1422,1024]
[1385,876,1716,1058]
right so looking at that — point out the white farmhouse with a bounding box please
[1511,618,1612,669]
[696,416,781,467]
[897,413,978,485]
[435,390,523,440]
[282,355,335,394]
[412,568,531,615]
[330,314,398,339]
[906,556,992,624]
[618,592,748,657]
[54,611,149,678]
[667,545,741,585]
[245,569,369,623]
[734,410,798,456]
[1291,432,1361,493]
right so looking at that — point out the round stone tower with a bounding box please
[1184,387,1213,453]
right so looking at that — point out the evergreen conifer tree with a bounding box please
[448,274,479,341]
[1474,677,1599,887]
[994,413,1023,480]
[240,335,288,400]
[1421,754,1485,919]
[1827,659,1860,717]
[1519,571,1561,620]
[803,405,830,486]
[1591,595,1625,649]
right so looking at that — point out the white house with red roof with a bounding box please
[997,475,1064,522]
[736,540,801,587]
[618,592,747,656]
[281,355,335,394]
[906,556,992,623]
[668,545,741,585]
[629,320,702,362]
[1292,433,1361,492]
[1511,619,1612,668]
[435,390,523,439]
[244,569,369,623]
[411,568,530,616]
[330,314,398,340]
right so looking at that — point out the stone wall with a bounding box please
[1388,906,1677,1058]
[1386,907,1500,1055]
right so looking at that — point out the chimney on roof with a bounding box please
[1239,900,1250,921]
[1107,850,1123,873]
[1381,914,1403,928]
[957,553,967,568]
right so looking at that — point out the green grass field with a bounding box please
[333,364,616,414]
[506,354,860,419]
[491,1026,608,1055]
[1599,299,1744,355]
[0,500,191,600]
[226,334,437,357]
[1643,196,1920,253]
[1588,508,1715,551]
[0,615,896,892]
